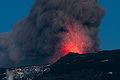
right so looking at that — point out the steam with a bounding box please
[0,0,104,67]
[7,70,14,80]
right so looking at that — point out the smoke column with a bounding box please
[0,0,104,66]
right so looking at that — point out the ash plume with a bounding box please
[0,0,104,67]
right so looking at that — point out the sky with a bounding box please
[0,0,120,50]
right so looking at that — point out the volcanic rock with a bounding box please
[1,49,120,80]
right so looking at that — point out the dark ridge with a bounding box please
[1,49,120,80]
[50,50,120,73]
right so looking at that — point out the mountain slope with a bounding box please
[1,49,120,80]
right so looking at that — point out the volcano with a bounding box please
[1,49,120,80]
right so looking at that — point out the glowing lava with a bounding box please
[61,21,94,55]
[63,43,79,54]
[63,42,90,55]
[63,42,84,55]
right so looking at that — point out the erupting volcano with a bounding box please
[0,0,104,67]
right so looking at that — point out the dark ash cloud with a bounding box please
[0,0,104,67]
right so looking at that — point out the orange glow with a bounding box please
[63,42,89,55]
[63,43,79,55]
[61,21,92,55]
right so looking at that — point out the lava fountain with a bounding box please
[60,20,95,55]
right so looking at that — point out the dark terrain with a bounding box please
[1,49,120,80]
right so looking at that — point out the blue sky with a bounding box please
[99,0,120,50]
[0,0,120,50]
